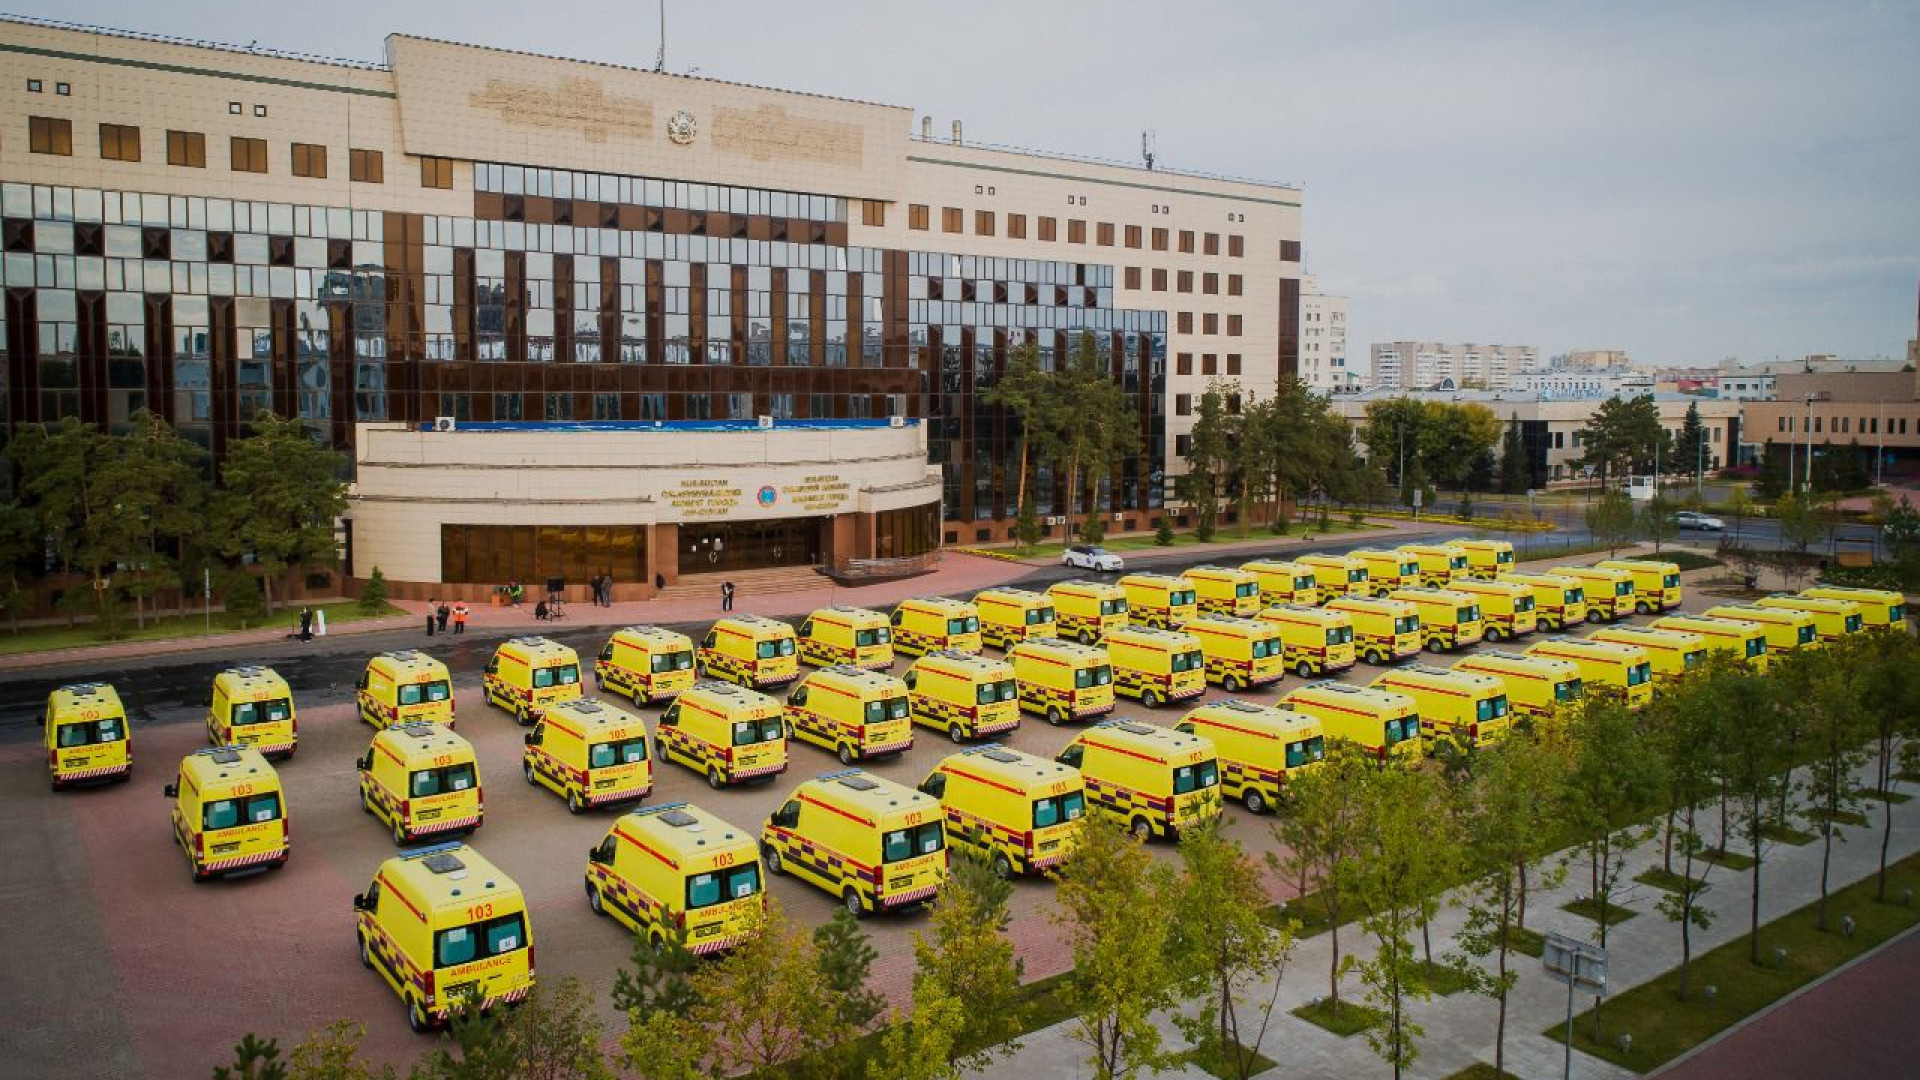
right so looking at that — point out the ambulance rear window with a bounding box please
[399,681,451,705]
[1027,606,1056,625]
[57,717,124,747]
[977,679,1018,705]
[949,616,980,635]
[202,792,280,831]
[411,763,476,797]
[866,698,910,724]
[434,912,527,969]
[1327,627,1353,645]
[1556,679,1584,701]
[232,699,291,726]
[1568,587,1586,604]
[686,864,761,909]
[1285,736,1326,769]
[590,737,648,768]
[534,664,581,688]
[1173,760,1219,794]
[757,639,797,659]
[882,822,945,863]
[1032,790,1084,828]
[1101,598,1128,616]
[733,717,783,745]
[1075,665,1113,690]
[1395,616,1420,635]
[855,627,890,647]
[652,651,694,673]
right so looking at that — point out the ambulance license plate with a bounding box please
[888,875,915,890]
[1040,840,1060,852]
[417,808,440,820]
[596,778,617,789]
[213,842,239,854]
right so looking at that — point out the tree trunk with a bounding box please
[262,570,276,617]
[1749,798,1764,966]
[1678,825,1697,1000]
[1878,732,1896,903]
[1421,918,1433,967]
[1014,435,1029,517]
[1663,805,1677,873]
[1517,860,1530,931]
[1494,881,1512,1077]
[1328,916,1342,1007]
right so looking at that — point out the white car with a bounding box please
[1674,510,1725,531]
[1062,545,1124,572]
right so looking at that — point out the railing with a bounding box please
[0,12,391,70]
[823,551,942,582]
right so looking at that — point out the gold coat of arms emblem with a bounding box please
[667,109,697,145]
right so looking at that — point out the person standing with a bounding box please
[721,580,735,612]
[298,606,313,642]
[452,600,469,634]
[425,597,438,637]
[435,600,451,633]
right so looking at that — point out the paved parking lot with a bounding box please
[0,553,1718,1080]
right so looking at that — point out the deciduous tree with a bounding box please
[1780,644,1870,931]
[1167,824,1295,1080]
[909,847,1024,1071]
[213,411,348,615]
[1349,766,1453,1080]
[1585,489,1637,556]
[1269,740,1372,1007]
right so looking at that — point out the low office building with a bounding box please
[1740,369,1920,475]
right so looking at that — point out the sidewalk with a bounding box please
[973,759,1920,1080]
[0,612,419,673]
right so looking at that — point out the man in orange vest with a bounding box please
[452,600,470,634]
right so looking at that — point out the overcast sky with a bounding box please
[26,0,1920,368]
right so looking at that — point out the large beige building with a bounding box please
[0,16,1303,596]
[1368,341,1537,391]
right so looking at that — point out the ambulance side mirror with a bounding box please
[525,731,541,746]
[162,783,178,798]
[588,845,610,864]
[351,893,369,911]
[356,753,372,771]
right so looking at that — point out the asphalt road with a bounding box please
[0,538,1735,1080]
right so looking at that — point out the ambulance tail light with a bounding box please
[422,968,436,1007]
[1469,723,1480,740]
[399,798,411,819]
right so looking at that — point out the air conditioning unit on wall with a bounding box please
[432,416,457,432]
[757,415,774,429]
[888,415,906,428]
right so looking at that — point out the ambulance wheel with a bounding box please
[1079,629,1096,646]
[523,760,538,786]
[586,880,606,915]
[1484,626,1504,643]
[1223,674,1243,693]
[837,743,855,766]
[360,787,374,815]
[567,789,586,815]
[951,723,970,743]
[843,888,868,919]
[1366,649,1385,665]
[1243,789,1269,815]
[1636,601,1651,615]
[1141,689,1163,709]
[992,852,1014,880]
[654,739,669,763]
[1297,661,1316,678]
[1130,817,1154,842]
[766,849,786,876]
[706,766,725,790]
[392,818,409,846]
[359,932,375,969]
[1586,609,1604,624]
[407,997,431,1034]
[1045,706,1066,727]
[1426,639,1444,653]
[647,930,667,953]
[515,703,532,727]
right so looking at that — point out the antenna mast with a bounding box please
[654,0,667,71]
[1141,130,1156,171]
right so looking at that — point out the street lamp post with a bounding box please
[1877,399,1886,488]
[1803,394,1816,495]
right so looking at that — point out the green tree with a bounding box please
[1178,383,1237,542]
[1562,693,1667,952]
[1453,731,1569,1075]
[7,417,121,626]
[286,1021,398,1080]
[1154,515,1174,546]
[1497,415,1532,495]
[610,920,701,1021]
[1860,634,1920,900]
[1576,394,1668,482]
[1774,492,1825,555]
[1641,493,1679,554]
[1676,400,1708,481]
[212,411,348,616]
[813,907,886,1035]
[1349,766,1454,1080]
[214,1034,289,1080]
[0,500,40,632]
[358,566,391,616]
[1418,402,1502,494]
[1051,814,1180,1080]
[1725,485,1755,543]
[1585,489,1637,556]
[105,410,210,630]
[1249,380,1367,531]
[1013,496,1043,552]
[982,342,1055,517]
[1167,824,1295,1080]
[1880,495,1920,560]
[1269,740,1372,1007]
[1047,335,1141,549]
[909,848,1024,1071]
[867,980,966,1080]
[1649,664,1731,1000]
[1713,665,1796,964]
[1780,644,1870,931]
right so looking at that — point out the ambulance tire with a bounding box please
[523,760,538,786]
[655,738,669,763]
[844,888,868,919]
[1636,600,1651,615]
[951,722,970,743]
[1046,705,1066,727]
[1297,660,1316,678]
[392,817,409,846]
[1243,789,1269,815]
[515,703,532,727]
[359,932,375,969]
[992,852,1014,880]
[1366,649,1385,665]
[360,786,374,815]
[837,743,855,766]
[1141,689,1163,709]
[707,766,725,790]
[648,930,667,953]
[766,848,786,876]
[408,997,431,1034]
[1130,816,1154,842]
[567,789,586,815]
[1484,626,1504,643]
[586,881,605,915]
[1223,674,1243,693]
[1079,629,1096,646]
[1586,609,1604,624]
[1426,638,1444,653]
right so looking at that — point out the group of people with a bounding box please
[588,573,616,607]
[423,598,469,637]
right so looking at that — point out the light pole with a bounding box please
[1803,394,1816,495]
[1877,399,1886,488]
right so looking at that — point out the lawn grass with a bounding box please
[0,599,404,657]
[1702,847,1759,871]
[1266,887,1353,940]
[1806,808,1871,828]
[1180,1039,1278,1080]
[1546,851,1920,1072]
[1440,1064,1526,1080]
[1508,925,1546,958]
[1412,958,1476,996]
[1864,788,1913,804]
[1761,822,1816,846]
[1562,897,1639,925]
[1663,550,1725,571]
[1291,997,1385,1038]
[1009,522,1383,561]
[1635,866,1705,894]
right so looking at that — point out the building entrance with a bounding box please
[680,518,824,574]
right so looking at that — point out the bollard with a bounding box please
[1842,915,1857,938]
[1773,946,1788,970]
[1703,985,1718,1004]
[1903,888,1914,908]
[1618,1033,1633,1055]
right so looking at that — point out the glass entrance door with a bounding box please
[681,518,822,573]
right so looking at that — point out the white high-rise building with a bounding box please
[1369,342,1537,390]
[1299,276,1355,391]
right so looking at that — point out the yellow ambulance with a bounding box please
[483,636,584,725]
[1799,585,1905,632]
[1453,651,1584,723]
[783,665,915,764]
[890,596,984,656]
[1047,579,1131,644]
[1550,565,1636,623]
[1056,720,1223,841]
[523,700,653,814]
[797,606,896,670]
[44,682,131,789]
[1370,665,1513,753]
[1398,542,1471,588]
[1350,548,1424,597]
[1185,565,1263,617]
[656,682,789,788]
[1506,572,1589,631]
[1525,637,1653,710]
[1120,572,1200,629]
[1176,700,1325,815]
[1597,558,1684,614]
[973,588,1059,650]
[1652,614,1770,671]
[1591,625,1707,685]
[206,666,297,759]
[1327,595,1424,666]
[920,745,1085,877]
[699,615,801,689]
[1298,553,1369,601]
[1390,587,1486,653]
[905,650,1022,742]
[164,745,289,880]
[353,842,534,1032]
[1242,559,1322,607]
[586,802,764,954]
[1755,594,1866,644]
[1257,603,1357,677]
[1183,613,1286,692]
[1702,603,1819,654]
[1009,638,1115,726]
[1106,624,1208,708]
[1449,578,1539,642]
[358,722,484,846]
[594,625,697,704]
[1457,538,1516,580]
[357,651,455,730]
[763,770,947,917]
[1278,681,1423,763]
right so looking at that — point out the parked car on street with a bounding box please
[1673,510,1725,531]
[1062,545,1125,572]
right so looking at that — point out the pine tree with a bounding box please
[357,566,390,616]
[1676,400,1708,480]
[1497,416,1532,495]
[1154,516,1175,546]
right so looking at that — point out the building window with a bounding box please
[1203,313,1219,335]
[1124,266,1141,290]
[349,148,384,183]
[1179,230,1195,254]
[228,101,242,114]
[1280,239,1302,261]
[1125,224,1142,249]
[253,104,267,117]
[420,156,454,188]
[1008,213,1027,239]
[1152,269,1168,292]
[55,82,69,96]
[26,79,40,93]
[290,142,327,178]
[1202,273,1218,295]
[1097,222,1114,246]
[1227,353,1242,375]
[230,136,267,173]
[1176,433,1192,457]
[1175,394,1192,416]
[1227,274,1243,297]
[1227,314,1243,337]
[975,209,995,236]
[1204,232,1220,255]
[1202,353,1218,375]
[495,392,524,421]
[28,116,72,156]
[1177,312,1194,334]
[1067,219,1086,244]
[940,207,962,233]
[908,204,929,230]
[1177,271,1193,294]
[546,393,574,421]
[1176,353,1193,376]
[1229,234,1244,257]
[1038,217,1057,241]
[166,129,206,167]
[862,199,886,226]
[1152,227,1168,251]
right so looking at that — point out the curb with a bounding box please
[1644,921,1920,1078]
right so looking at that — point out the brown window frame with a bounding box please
[1227,274,1243,297]
[349,147,384,183]
[1228,234,1245,257]
[1175,394,1192,417]
[1227,313,1243,337]
[290,142,328,179]
[99,123,141,162]
[166,129,206,168]
[1124,266,1141,290]
[1177,270,1193,294]
[28,116,73,156]
[1203,313,1220,335]
[230,136,268,174]
[1038,216,1057,241]
[1151,269,1168,292]
[1151,227,1168,251]
[1176,353,1193,376]
[1125,224,1142,249]
[941,207,963,234]
[1067,219,1086,244]
[420,155,454,189]
[1007,213,1027,239]
[908,204,930,230]
[861,200,886,227]
[1202,353,1218,376]
[975,209,995,236]
[1227,353,1242,376]
[1177,312,1194,334]
[1204,232,1220,256]
[1178,230,1195,254]
[1097,222,1114,246]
